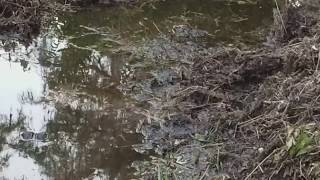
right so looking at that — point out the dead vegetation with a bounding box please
[0,0,45,39]
[0,0,66,42]
[131,1,320,179]
[0,0,139,41]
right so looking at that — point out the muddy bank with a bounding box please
[126,1,320,179]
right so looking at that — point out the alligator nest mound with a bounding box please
[131,2,320,180]
[0,0,51,40]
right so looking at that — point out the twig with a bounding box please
[244,149,279,180]
[152,21,162,34]
[274,0,287,35]
[151,156,193,170]
[316,47,320,72]
[238,115,264,126]
[199,165,210,180]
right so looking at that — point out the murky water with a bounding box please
[0,0,273,179]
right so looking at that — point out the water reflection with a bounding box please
[0,60,51,130]
[0,148,47,179]
[0,0,274,179]
[59,0,273,44]
[42,106,144,179]
[0,23,144,180]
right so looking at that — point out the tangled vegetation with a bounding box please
[0,0,49,40]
